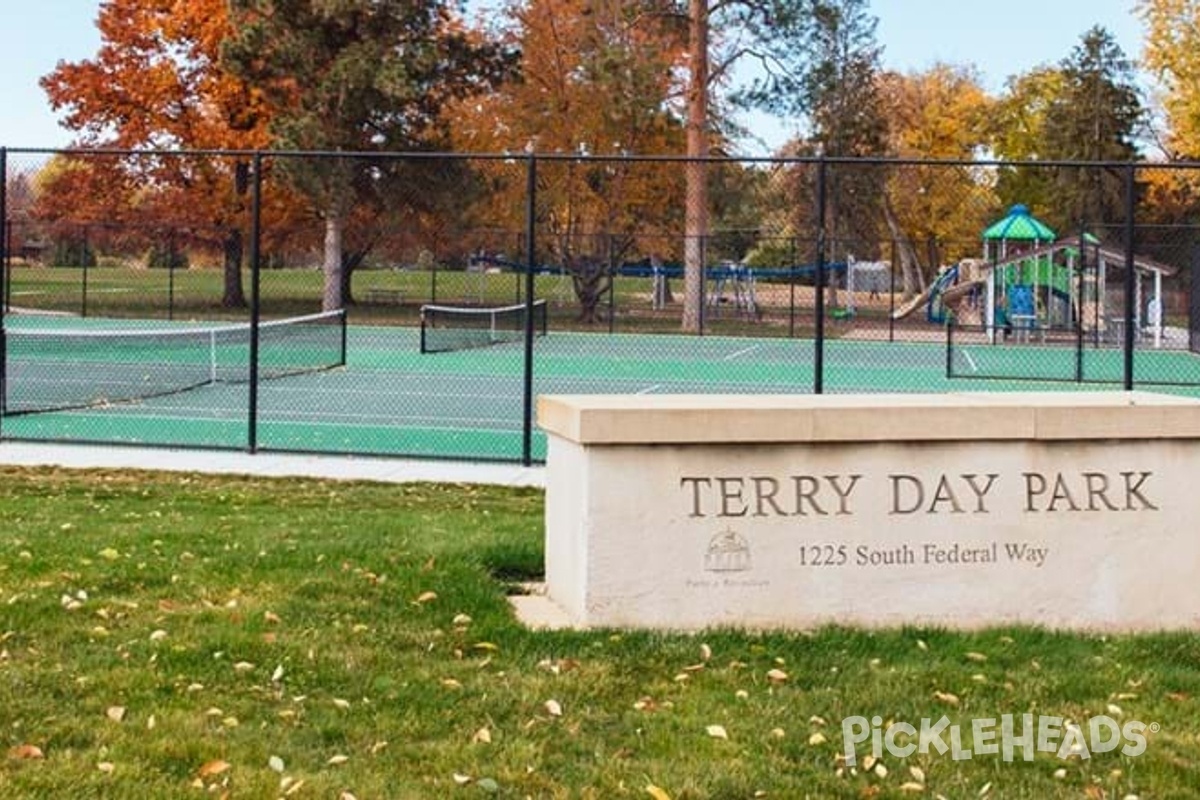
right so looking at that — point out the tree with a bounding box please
[880,64,997,291]
[40,0,272,307]
[222,0,515,311]
[1041,26,1143,231]
[1139,0,1200,158]
[991,67,1067,214]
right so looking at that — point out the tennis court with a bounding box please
[4,305,1200,463]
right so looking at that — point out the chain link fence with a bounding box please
[3,148,1198,462]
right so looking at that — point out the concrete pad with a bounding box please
[508,584,578,631]
[0,441,545,488]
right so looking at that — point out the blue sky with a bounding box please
[0,0,1146,152]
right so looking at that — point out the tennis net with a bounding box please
[1,309,347,415]
[420,299,548,354]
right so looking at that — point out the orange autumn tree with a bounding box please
[40,0,274,307]
[449,0,687,322]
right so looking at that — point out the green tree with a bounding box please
[1042,26,1143,231]
[222,0,515,310]
[992,67,1067,214]
[742,0,888,303]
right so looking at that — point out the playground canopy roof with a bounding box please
[983,204,1056,242]
[990,241,1178,277]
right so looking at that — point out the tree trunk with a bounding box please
[222,228,246,308]
[682,0,709,333]
[323,210,344,311]
[882,196,925,296]
[571,260,611,324]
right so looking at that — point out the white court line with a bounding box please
[962,349,978,373]
[636,384,662,395]
[723,344,760,361]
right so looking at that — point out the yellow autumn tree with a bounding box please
[879,64,998,290]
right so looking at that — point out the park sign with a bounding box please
[537,392,1200,631]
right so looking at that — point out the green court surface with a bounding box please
[4,318,1200,462]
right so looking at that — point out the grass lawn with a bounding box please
[1,468,1198,799]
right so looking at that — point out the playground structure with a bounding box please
[892,205,1178,348]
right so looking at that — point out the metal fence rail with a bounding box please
[3,148,1200,464]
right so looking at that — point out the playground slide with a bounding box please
[939,279,985,307]
[890,282,938,320]
[891,265,962,321]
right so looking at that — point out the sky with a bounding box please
[0,0,1148,154]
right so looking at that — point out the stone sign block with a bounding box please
[538,392,1200,630]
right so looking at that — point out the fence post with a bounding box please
[521,154,537,466]
[247,152,263,453]
[1075,227,1086,383]
[81,225,90,318]
[1123,163,1136,391]
[167,228,176,321]
[0,147,7,435]
[814,157,828,394]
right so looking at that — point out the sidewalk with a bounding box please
[0,441,545,488]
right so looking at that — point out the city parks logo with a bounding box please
[704,527,751,573]
[841,713,1155,765]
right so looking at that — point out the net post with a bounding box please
[247,151,263,453]
[945,316,953,378]
[338,308,348,367]
[521,154,537,466]
[210,330,218,384]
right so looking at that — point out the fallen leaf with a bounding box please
[646,785,673,800]
[476,777,500,793]
[106,706,126,723]
[272,665,285,682]
[149,630,168,642]
[452,773,472,785]
[706,724,729,740]
[332,698,351,710]
[1053,768,1067,779]
[965,652,988,662]
[197,759,231,778]
[933,691,960,706]
[339,793,359,800]
[268,755,285,773]
[899,782,925,792]
[452,613,472,626]
[544,699,563,717]
[414,591,438,604]
[8,744,45,760]
[99,547,120,560]
[700,643,712,661]
[97,762,115,774]
[808,732,827,746]
[264,611,282,624]
[473,727,492,744]
[873,763,888,779]
[978,782,992,797]
[327,754,349,766]
[766,668,788,683]
[909,766,926,783]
